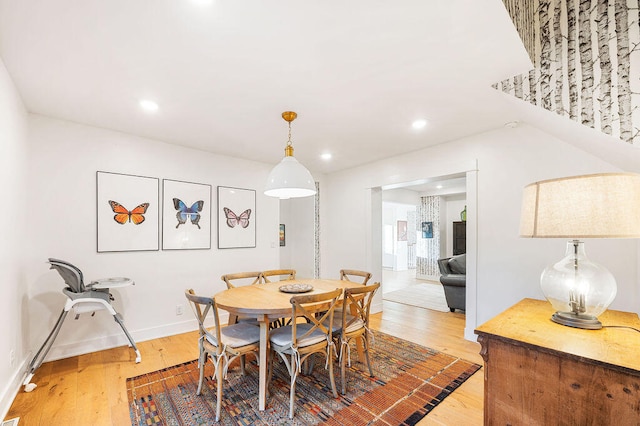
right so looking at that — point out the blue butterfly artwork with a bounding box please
[173,198,204,229]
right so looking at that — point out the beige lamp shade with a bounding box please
[520,173,640,238]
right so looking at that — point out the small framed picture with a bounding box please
[397,220,407,241]
[279,224,286,246]
[422,221,433,239]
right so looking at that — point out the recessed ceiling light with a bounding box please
[412,119,427,130]
[139,99,159,113]
[321,153,332,161]
[436,185,443,189]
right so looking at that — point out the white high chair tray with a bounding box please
[91,277,134,289]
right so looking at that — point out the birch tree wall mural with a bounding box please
[416,196,441,280]
[498,0,640,144]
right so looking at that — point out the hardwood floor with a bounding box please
[5,301,483,425]
[382,268,439,294]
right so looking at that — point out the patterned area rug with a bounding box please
[383,283,450,312]
[127,331,480,425]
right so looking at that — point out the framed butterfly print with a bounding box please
[96,171,160,252]
[162,179,212,250]
[217,186,256,249]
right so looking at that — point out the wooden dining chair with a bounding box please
[261,269,296,283]
[268,288,342,419]
[184,289,260,422]
[221,272,263,325]
[333,282,380,394]
[221,271,263,289]
[261,269,297,328]
[334,269,372,320]
[339,269,372,285]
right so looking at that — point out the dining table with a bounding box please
[214,278,365,411]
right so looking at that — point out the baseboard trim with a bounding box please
[0,357,28,422]
[40,318,200,363]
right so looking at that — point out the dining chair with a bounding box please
[184,289,261,422]
[221,271,263,288]
[268,288,342,418]
[261,269,296,283]
[262,269,297,327]
[221,272,263,325]
[334,282,380,394]
[334,269,372,320]
[339,269,372,285]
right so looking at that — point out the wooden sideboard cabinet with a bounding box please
[475,298,640,425]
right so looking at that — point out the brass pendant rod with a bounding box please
[282,111,297,157]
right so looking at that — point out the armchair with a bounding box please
[437,254,466,312]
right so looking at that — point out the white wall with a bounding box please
[279,196,315,278]
[382,202,416,271]
[322,123,637,340]
[382,190,420,270]
[24,115,280,365]
[0,58,29,418]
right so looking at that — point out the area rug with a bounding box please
[383,283,450,312]
[127,331,480,425]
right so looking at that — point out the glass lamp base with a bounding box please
[551,311,602,330]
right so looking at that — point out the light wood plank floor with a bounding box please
[382,268,437,294]
[5,301,483,425]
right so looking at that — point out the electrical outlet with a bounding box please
[9,350,15,368]
[176,304,184,316]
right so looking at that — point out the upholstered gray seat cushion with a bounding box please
[235,316,259,326]
[331,315,365,334]
[269,323,327,348]
[205,323,260,348]
[343,317,365,334]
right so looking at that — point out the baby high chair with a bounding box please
[23,258,141,392]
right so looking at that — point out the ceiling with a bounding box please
[0,0,533,175]
[383,176,467,196]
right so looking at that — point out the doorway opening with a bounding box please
[381,176,467,313]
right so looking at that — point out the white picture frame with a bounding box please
[217,186,256,249]
[162,179,212,250]
[97,171,159,252]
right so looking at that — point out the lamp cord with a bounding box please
[602,325,640,333]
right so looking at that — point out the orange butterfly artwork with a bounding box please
[108,200,149,225]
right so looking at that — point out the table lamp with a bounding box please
[519,173,640,329]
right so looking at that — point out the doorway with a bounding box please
[379,176,470,321]
[368,167,477,341]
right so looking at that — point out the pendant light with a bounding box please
[264,111,317,199]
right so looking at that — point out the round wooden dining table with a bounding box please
[215,278,364,411]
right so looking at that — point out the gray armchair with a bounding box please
[437,254,466,312]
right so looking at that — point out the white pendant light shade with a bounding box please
[264,156,316,199]
[264,111,316,199]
